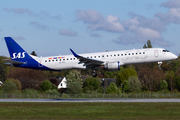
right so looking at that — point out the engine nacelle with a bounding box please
[104,61,121,71]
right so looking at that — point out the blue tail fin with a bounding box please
[4,37,32,62]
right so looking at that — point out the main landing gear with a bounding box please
[158,62,162,70]
[91,70,97,77]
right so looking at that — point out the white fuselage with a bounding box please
[34,48,177,71]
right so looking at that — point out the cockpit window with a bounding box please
[162,49,170,52]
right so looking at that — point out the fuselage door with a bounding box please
[154,50,159,58]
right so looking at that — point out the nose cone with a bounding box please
[172,54,178,59]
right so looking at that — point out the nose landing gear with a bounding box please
[158,61,162,70]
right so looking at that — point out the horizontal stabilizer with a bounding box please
[4,59,25,66]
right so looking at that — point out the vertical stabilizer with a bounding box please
[4,37,31,62]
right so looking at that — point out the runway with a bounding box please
[0,98,180,102]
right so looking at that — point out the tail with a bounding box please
[4,37,51,70]
[4,37,32,62]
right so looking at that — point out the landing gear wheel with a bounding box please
[91,72,97,77]
[158,62,162,70]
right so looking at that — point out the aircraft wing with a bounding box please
[4,59,25,66]
[70,49,104,69]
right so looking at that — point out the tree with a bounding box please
[0,56,8,82]
[160,80,168,91]
[122,80,130,93]
[174,76,180,92]
[166,70,175,93]
[9,78,22,90]
[83,77,101,92]
[67,82,82,94]
[30,51,37,56]
[39,80,52,92]
[103,69,122,79]
[143,44,147,49]
[128,76,141,92]
[137,66,165,92]
[66,70,82,94]
[66,70,81,83]
[116,68,137,87]
[49,77,59,86]
[143,40,153,48]
[106,82,117,94]
[8,68,45,89]
[147,40,153,48]
[168,59,180,73]
[3,79,17,93]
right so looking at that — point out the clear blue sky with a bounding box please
[1,0,180,57]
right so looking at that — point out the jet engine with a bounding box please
[104,61,122,71]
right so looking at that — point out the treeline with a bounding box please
[1,55,180,94]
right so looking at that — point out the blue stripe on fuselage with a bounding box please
[13,58,52,70]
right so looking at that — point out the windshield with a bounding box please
[162,49,170,52]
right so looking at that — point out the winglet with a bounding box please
[70,49,81,57]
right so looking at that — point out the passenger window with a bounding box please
[132,53,134,55]
[45,60,47,62]
[118,54,119,56]
[143,52,145,54]
[107,55,108,57]
[49,60,51,62]
[121,54,123,56]
[129,53,130,55]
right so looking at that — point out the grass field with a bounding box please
[0,102,180,119]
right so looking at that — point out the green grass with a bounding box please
[0,102,180,119]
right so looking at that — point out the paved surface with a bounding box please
[0,98,180,102]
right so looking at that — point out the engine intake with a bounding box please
[104,61,121,71]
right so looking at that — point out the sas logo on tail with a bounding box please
[12,52,26,59]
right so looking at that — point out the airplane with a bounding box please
[0,81,3,86]
[4,37,178,77]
